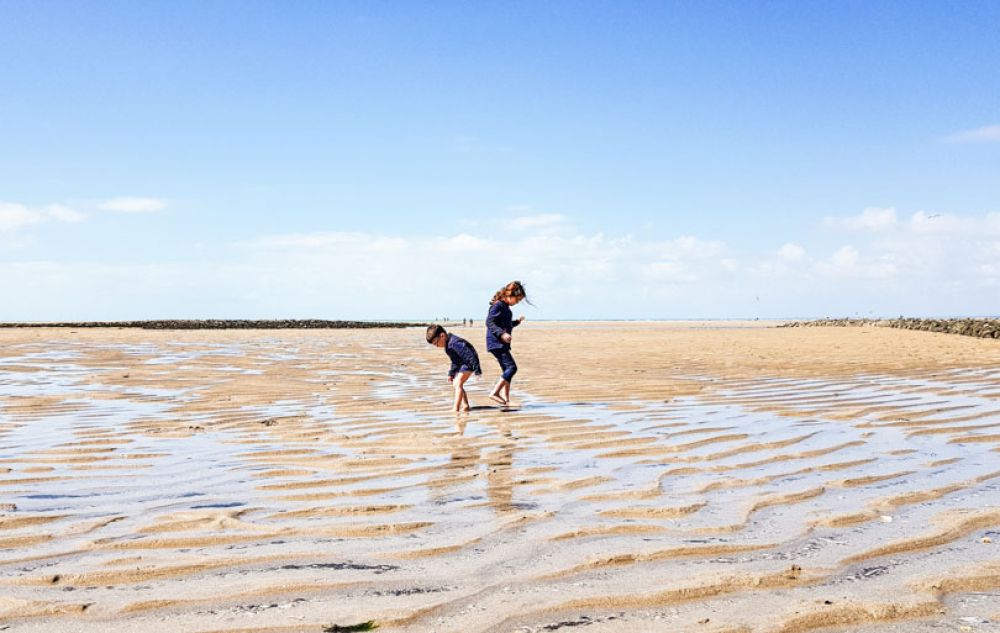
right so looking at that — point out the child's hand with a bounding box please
[501,333,512,344]
[448,375,454,383]
[517,316,526,324]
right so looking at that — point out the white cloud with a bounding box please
[646,235,724,260]
[908,210,979,235]
[721,258,739,272]
[442,233,492,253]
[826,206,1000,239]
[5,207,1000,320]
[831,245,859,268]
[99,197,167,213]
[824,207,897,231]
[0,202,44,232]
[510,213,567,231]
[777,243,805,261]
[644,261,696,282]
[45,204,86,223]
[0,201,86,231]
[238,227,724,295]
[979,263,1000,278]
[947,124,1000,143]
[819,245,897,279]
[245,232,369,249]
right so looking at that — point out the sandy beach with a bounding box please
[1,322,999,633]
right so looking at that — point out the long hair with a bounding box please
[490,280,530,306]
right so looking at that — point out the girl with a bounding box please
[485,280,528,406]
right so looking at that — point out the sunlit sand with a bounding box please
[1,323,999,632]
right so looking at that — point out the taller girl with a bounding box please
[485,280,528,406]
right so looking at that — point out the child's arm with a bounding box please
[446,350,460,380]
[511,315,525,328]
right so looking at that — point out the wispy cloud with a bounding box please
[826,207,1000,237]
[643,260,697,282]
[1,195,171,234]
[246,232,409,251]
[818,245,897,279]
[0,202,44,232]
[46,204,86,223]
[777,243,805,262]
[4,207,999,320]
[946,124,1000,143]
[510,213,568,232]
[824,207,897,231]
[99,197,167,213]
[0,201,86,232]
[238,226,726,294]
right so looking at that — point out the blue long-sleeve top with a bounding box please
[446,334,482,378]
[485,300,520,351]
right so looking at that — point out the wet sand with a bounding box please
[1,322,999,632]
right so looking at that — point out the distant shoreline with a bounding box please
[2,317,997,336]
[0,319,417,330]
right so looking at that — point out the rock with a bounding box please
[780,317,1000,340]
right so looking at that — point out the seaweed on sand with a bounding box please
[323,621,379,632]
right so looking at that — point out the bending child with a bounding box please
[426,324,482,412]
[485,280,528,406]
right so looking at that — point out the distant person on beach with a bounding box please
[485,280,528,406]
[426,324,481,412]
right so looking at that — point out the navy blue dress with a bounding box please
[485,301,520,352]
[486,301,520,382]
[445,334,482,378]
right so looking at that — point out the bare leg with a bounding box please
[502,380,511,404]
[453,371,472,412]
[489,379,508,405]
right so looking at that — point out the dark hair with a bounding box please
[490,280,530,306]
[425,324,446,343]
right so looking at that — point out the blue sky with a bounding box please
[1,1,998,320]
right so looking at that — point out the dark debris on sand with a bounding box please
[323,622,378,632]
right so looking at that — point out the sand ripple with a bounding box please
[0,324,998,632]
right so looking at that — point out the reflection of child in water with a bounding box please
[426,325,481,412]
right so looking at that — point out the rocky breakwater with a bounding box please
[0,319,415,330]
[781,317,1000,339]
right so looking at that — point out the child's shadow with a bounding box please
[468,405,520,412]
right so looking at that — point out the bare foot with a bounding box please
[489,393,507,405]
